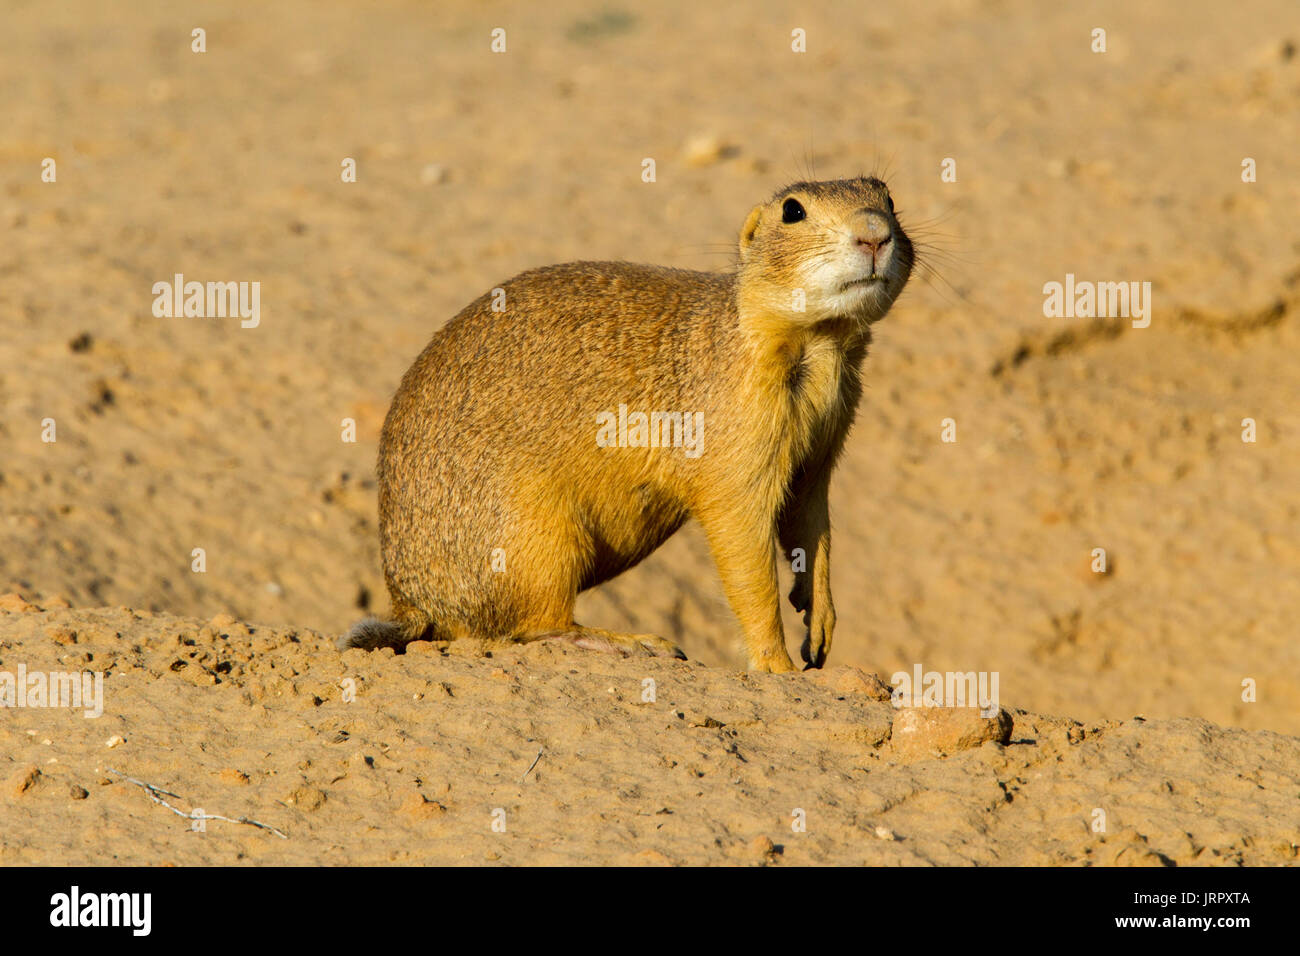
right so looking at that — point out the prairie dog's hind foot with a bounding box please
[522,626,686,661]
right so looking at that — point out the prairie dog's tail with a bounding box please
[337,617,414,652]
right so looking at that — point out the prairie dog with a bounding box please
[342,177,913,672]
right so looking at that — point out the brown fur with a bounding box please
[342,177,913,672]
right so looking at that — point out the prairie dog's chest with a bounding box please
[789,337,851,423]
[780,336,859,470]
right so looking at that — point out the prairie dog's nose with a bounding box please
[853,210,894,259]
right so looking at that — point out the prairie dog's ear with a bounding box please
[738,204,764,260]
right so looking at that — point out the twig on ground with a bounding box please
[107,768,288,839]
[521,748,543,784]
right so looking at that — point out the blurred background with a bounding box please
[2,0,1297,731]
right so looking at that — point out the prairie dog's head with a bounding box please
[737,176,913,325]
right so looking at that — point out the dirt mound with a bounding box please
[2,602,1295,865]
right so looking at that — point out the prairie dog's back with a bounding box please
[384,263,741,487]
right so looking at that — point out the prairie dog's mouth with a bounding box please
[841,275,884,291]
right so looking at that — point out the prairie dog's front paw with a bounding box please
[800,601,836,669]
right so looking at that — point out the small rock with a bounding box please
[748,835,779,864]
[889,706,1013,759]
[46,626,78,645]
[217,768,250,786]
[105,735,126,749]
[682,134,734,168]
[691,715,725,728]
[285,786,326,811]
[420,163,449,185]
[398,791,447,820]
[69,785,89,800]
[6,764,41,798]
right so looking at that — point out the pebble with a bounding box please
[889,706,1013,759]
[420,163,449,185]
[6,764,41,798]
[398,791,447,820]
[285,786,327,811]
[682,134,733,168]
[748,835,779,864]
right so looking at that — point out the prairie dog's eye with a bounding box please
[781,198,806,223]
[886,194,895,213]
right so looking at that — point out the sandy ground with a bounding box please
[2,0,1299,864]
[3,602,1298,865]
